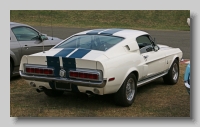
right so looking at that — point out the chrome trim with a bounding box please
[24,64,54,76]
[19,71,107,88]
[137,70,168,87]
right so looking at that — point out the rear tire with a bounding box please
[114,73,137,107]
[44,89,64,97]
[163,59,179,85]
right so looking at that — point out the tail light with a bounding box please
[25,66,54,76]
[69,70,100,81]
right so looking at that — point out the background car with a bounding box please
[19,28,182,106]
[184,63,190,94]
[10,22,62,77]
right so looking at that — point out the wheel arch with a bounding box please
[168,55,180,69]
[10,50,18,67]
[130,71,139,82]
[121,67,139,86]
[10,56,14,65]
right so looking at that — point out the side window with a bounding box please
[11,27,40,41]
[136,35,153,54]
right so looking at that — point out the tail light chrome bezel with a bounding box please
[24,64,54,76]
[69,69,103,81]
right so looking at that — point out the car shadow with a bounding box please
[10,75,21,81]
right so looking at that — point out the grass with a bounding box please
[10,10,190,31]
[10,63,190,117]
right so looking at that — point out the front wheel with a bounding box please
[163,59,179,85]
[114,73,137,107]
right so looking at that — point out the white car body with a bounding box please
[19,28,183,106]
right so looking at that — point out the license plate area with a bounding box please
[55,82,71,91]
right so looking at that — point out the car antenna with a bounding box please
[51,10,54,40]
[39,10,45,53]
[39,10,42,33]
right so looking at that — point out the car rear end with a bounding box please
[19,48,109,95]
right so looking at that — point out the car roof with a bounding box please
[10,22,29,28]
[74,28,149,38]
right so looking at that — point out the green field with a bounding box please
[10,10,190,31]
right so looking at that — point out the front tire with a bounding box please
[114,73,137,107]
[44,89,64,97]
[163,59,179,85]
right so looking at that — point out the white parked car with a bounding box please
[19,28,183,106]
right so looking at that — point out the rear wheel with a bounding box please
[163,59,179,85]
[44,89,64,97]
[114,73,137,107]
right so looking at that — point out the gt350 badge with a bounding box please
[59,69,66,77]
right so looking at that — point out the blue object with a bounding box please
[184,64,190,94]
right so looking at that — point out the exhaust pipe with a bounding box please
[86,91,95,97]
[36,88,43,93]
[36,86,45,93]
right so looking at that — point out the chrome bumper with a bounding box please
[19,71,107,88]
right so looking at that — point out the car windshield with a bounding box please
[55,35,124,51]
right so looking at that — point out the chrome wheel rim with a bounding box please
[172,63,178,81]
[126,78,135,101]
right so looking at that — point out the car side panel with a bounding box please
[10,30,22,67]
[141,50,167,78]
[102,51,143,94]
[164,48,183,69]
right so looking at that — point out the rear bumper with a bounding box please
[19,71,107,88]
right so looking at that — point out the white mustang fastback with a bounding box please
[19,28,183,106]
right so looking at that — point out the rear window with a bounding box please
[55,35,124,51]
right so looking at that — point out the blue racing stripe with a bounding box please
[99,28,123,35]
[68,49,91,58]
[46,56,60,77]
[54,48,75,57]
[86,29,105,35]
[47,56,60,90]
[62,57,76,78]
[47,57,79,92]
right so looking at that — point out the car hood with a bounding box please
[47,36,61,41]
[158,44,172,50]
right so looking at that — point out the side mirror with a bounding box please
[154,45,159,52]
[39,34,48,42]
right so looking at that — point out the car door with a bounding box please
[11,26,52,56]
[136,35,167,79]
